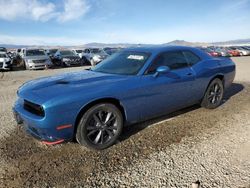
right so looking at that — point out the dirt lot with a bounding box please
[0,57,250,188]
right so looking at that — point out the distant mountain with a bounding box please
[0,44,28,49]
[82,42,140,48]
[212,38,250,45]
[1,38,250,49]
[164,40,209,47]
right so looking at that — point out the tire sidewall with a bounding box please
[202,78,224,109]
[76,103,123,150]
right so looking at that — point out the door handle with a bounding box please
[187,72,193,76]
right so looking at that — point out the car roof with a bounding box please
[59,49,72,51]
[124,45,200,54]
[26,48,44,51]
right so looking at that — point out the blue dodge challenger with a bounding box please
[13,46,235,149]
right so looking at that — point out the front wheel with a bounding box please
[201,78,224,109]
[76,103,123,150]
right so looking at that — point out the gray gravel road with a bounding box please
[0,58,249,188]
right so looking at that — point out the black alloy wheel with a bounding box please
[201,78,224,109]
[76,103,123,150]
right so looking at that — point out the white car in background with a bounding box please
[72,49,84,58]
[82,48,109,66]
[230,46,250,56]
[0,52,12,70]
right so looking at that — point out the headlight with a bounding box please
[27,59,33,64]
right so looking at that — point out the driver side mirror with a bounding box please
[154,66,170,77]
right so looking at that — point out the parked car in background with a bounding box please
[19,48,27,58]
[45,49,58,63]
[53,49,83,67]
[0,47,7,53]
[0,52,12,70]
[72,49,84,58]
[230,46,250,56]
[14,46,235,149]
[45,49,58,57]
[199,47,220,57]
[103,47,123,55]
[22,49,52,70]
[241,46,250,52]
[82,48,109,66]
[226,47,241,56]
[16,48,21,55]
[7,51,15,59]
[214,47,230,57]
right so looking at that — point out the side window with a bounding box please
[147,51,188,74]
[183,51,201,66]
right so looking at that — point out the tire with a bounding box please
[54,60,61,67]
[61,61,67,67]
[76,103,123,150]
[201,78,224,109]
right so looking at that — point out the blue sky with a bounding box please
[0,0,250,45]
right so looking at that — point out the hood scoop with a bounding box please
[55,80,70,85]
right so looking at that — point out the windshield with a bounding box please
[49,49,58,54]
[104,48,121,55]
[0,48,7,52]
[0,54,7,58]
[92,51,150,75]
[203,48,213,52]
[60,50,75,56]
[26,49,46,56]
[76,50,83,53]
[90,48,104,54]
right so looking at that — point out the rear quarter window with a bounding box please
[183,51,201,66]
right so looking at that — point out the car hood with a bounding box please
[18,70,128,104]
[0,57,10,62]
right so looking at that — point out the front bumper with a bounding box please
[0,61,12,70]
[63,59,82,66]
[13,99,74,144]
[28,63,47,70]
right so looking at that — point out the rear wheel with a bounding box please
[201,78,224,109]
[76,103,123,150]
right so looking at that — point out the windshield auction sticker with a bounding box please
[127,55,144,60]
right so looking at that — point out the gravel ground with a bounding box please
[0,57,250,188]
